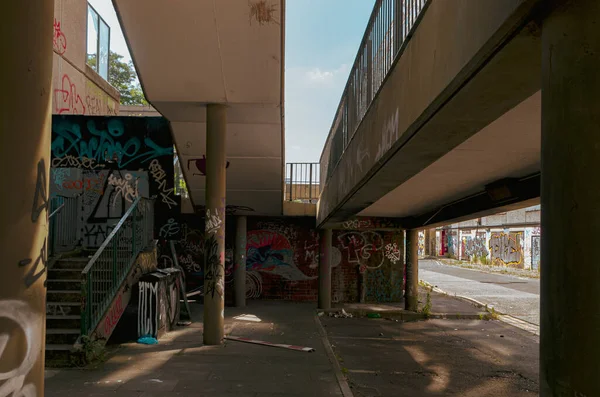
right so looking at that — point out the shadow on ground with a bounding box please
[321,315,539,396]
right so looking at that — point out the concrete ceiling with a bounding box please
[359,91,541,218]
[113,0,284,215]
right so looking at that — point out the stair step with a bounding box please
[45,344,76,351]
[46,328,81,345]
[47,279,82,291]
[46,328,80,334]
[46,302,81,316]
[46,315,81,329]
[47,290,81,303]
[47,269,82,281]
[52,257,90,270]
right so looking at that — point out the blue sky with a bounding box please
[89,0,375,163]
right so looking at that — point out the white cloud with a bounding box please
[305,64,348,84]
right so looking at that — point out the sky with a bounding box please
[89,0,376,163]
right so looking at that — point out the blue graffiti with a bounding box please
[246,245,289,271]
[52,119,172,167]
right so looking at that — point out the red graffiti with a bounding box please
[53,19,67,55]
[54,74,86,114]
[188,155,230,176]
[62,176,105,193]
[103,294,124,337]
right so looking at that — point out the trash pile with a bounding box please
[327,308,353,318]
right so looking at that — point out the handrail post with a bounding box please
[309,163,313,202]
[289,163,294,201]
[112,238,117,285]
[132,212,137,254]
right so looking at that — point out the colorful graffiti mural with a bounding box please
[50,116,179,247]
[489,232,524,268]
[160,216,402,303]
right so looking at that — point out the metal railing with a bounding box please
[320,0,429,186]
[80,196,154,335]
[285,163,320,203]
[49,195,80,257]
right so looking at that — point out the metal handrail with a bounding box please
[48,195,80,257]
[285,162,320,203]
[80,196,154,335]
[319,0,429,185]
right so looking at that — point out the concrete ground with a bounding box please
[45,301,344,397]
[321,316,539,396]
[420,259,540,325]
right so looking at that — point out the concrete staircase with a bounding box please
[45,256,88,364]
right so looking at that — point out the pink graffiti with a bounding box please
[53,19,67,55]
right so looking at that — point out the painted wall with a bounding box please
[50,116,179,247]
[158,216,404,303]
[52,0,120,116]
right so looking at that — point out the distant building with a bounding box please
[53,0,119,115]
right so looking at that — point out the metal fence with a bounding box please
[285,163,320,203]
[80,197,154,335]
[48,195,80,257]
[320,0,429,185]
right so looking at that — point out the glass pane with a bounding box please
[98,19,110,79]
[86,6,99,69]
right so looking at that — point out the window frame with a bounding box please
[86,3,111,80]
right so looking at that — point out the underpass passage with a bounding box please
[419,260,539,326]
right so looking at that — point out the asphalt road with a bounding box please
[419,259,540,325]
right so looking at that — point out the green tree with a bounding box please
[88,51,148,105]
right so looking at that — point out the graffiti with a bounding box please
[46,303,71,316]
[54,74,85,114]
[489,232,523,267]
[247,230,316,281]
[61,174,105,194]
[187,156,230,176]
[418,232,425,256]
[108,173,139,205]
[337,231,385,273]
[138,281,158,337]
[384,243,401,264]
[53,18,67,54]
[85,80,118,116]
[52,168,71,191]
[159,218,180,239]
[304,239,319,269]
[149,159,177,209]
[204,235,223,298]
[31,159,49,223]
[342,219,373,229]
[83,224,114,247]
[462,235,489,259]
[205,209,222,235]
[246,271,263,298]
[531,235,541,271]
[375,108,400,160]
[51,119,172,168]
[249,0,279,25]
[196,205,255,215]
[255,221,297,241]
[0,300,42,397]
[103,294,124,338]
[51,155,103,170]
[18,237,48,289]
[366,268,403,303]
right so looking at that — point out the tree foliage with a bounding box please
[88,51,148,106]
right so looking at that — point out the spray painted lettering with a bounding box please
[489,232,523,268]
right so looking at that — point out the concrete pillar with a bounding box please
[203,104,227,345]
[541,2,600,395]
[234,215,247,307]
[424,229,431,256]
[318,229,332,310]
[405,229,419,311]
[0,1,53,395]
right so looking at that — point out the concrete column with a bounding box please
[424,229,431,256]
[541,2,600,395]
[318,229,332,310]
[405,229,419,311]
[234,215,247,307]
[203,104,227,345]
[0,1,53,395]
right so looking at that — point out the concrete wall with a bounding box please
[318,0,540,225]
[119,105,161,117]
[53,0,119,115]
[158,216,405,303]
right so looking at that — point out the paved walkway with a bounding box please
[322,316,539,396]
[45,302,343,396]
[420,259,540,325]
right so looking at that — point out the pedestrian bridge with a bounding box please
[318,0,542,229]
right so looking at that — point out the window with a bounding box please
[86,4,110,80]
